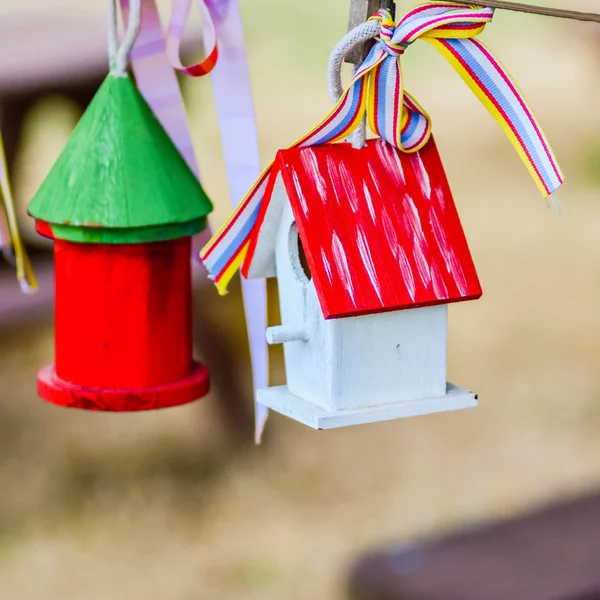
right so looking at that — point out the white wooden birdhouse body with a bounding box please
[245,139,482,429]
[273,200,449,412]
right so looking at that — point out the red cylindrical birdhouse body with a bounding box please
[37,237,209,411]
[28,75,214,412]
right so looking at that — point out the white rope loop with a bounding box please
[108,0,119,72]
[327,19,381,149]
[108,0,143,77]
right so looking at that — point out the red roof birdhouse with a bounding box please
[246,138,482,429]
[199,0,566,435]
[28,75,212,412]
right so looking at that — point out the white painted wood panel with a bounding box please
[271,194,448,412]
[258,383,477,430]
[329,305,448,410]
[272,200,332,407]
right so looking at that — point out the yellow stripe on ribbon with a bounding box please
[0,134,37,292]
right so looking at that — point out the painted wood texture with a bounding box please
[273,138,482,320]
[258,383,477,430]
[55,237,192,387]
[38,363,209,412]
[28,75,213,244]
[271,200,449,412]
[39,236,209,412]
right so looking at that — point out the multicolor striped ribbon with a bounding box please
[200,1,564,294]
[0,131,37,292]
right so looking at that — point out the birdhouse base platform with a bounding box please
[37,362,210,412]
[257,383,477,430]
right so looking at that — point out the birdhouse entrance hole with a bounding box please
[289,222,312,283]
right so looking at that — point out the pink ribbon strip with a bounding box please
[168,0,219,76]
[122,0,199,176]
[120,0,213,252]
[121,0,268,441]
[205,0,269,443]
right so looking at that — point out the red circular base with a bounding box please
[37,362,210,412]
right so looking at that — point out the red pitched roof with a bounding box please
[269,138,481,319]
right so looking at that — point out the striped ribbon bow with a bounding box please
[201,1,564,295]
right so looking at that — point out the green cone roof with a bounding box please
[28,75,212,243]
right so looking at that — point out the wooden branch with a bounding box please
[445,1,600,23]
[342,0,600,68]
[345,0,396,65]
[345,0,380,65]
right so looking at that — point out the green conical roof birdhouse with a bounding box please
[29,75,213,244]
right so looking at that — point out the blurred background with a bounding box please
[0,0,600,598]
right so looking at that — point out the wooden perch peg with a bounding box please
[345,0,396,65]
[446,1,600,24]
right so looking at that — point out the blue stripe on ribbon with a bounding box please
[356,43,384,78]
[316,79,365,144]
[451,21,484,27]
[445,38,557,189]
[401,110,421,146]
[210,202,262,276]
[376,57,391,138]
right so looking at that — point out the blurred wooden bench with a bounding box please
[0,8,199,173]
[0,11,105,323]
[0,10,109,174]
[347,490,600,600]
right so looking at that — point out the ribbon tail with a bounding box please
[426,36,563,197]
[200,167,273,294]
[167,0,219,77]
[0,135,37,292]
[17,248,37,294]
